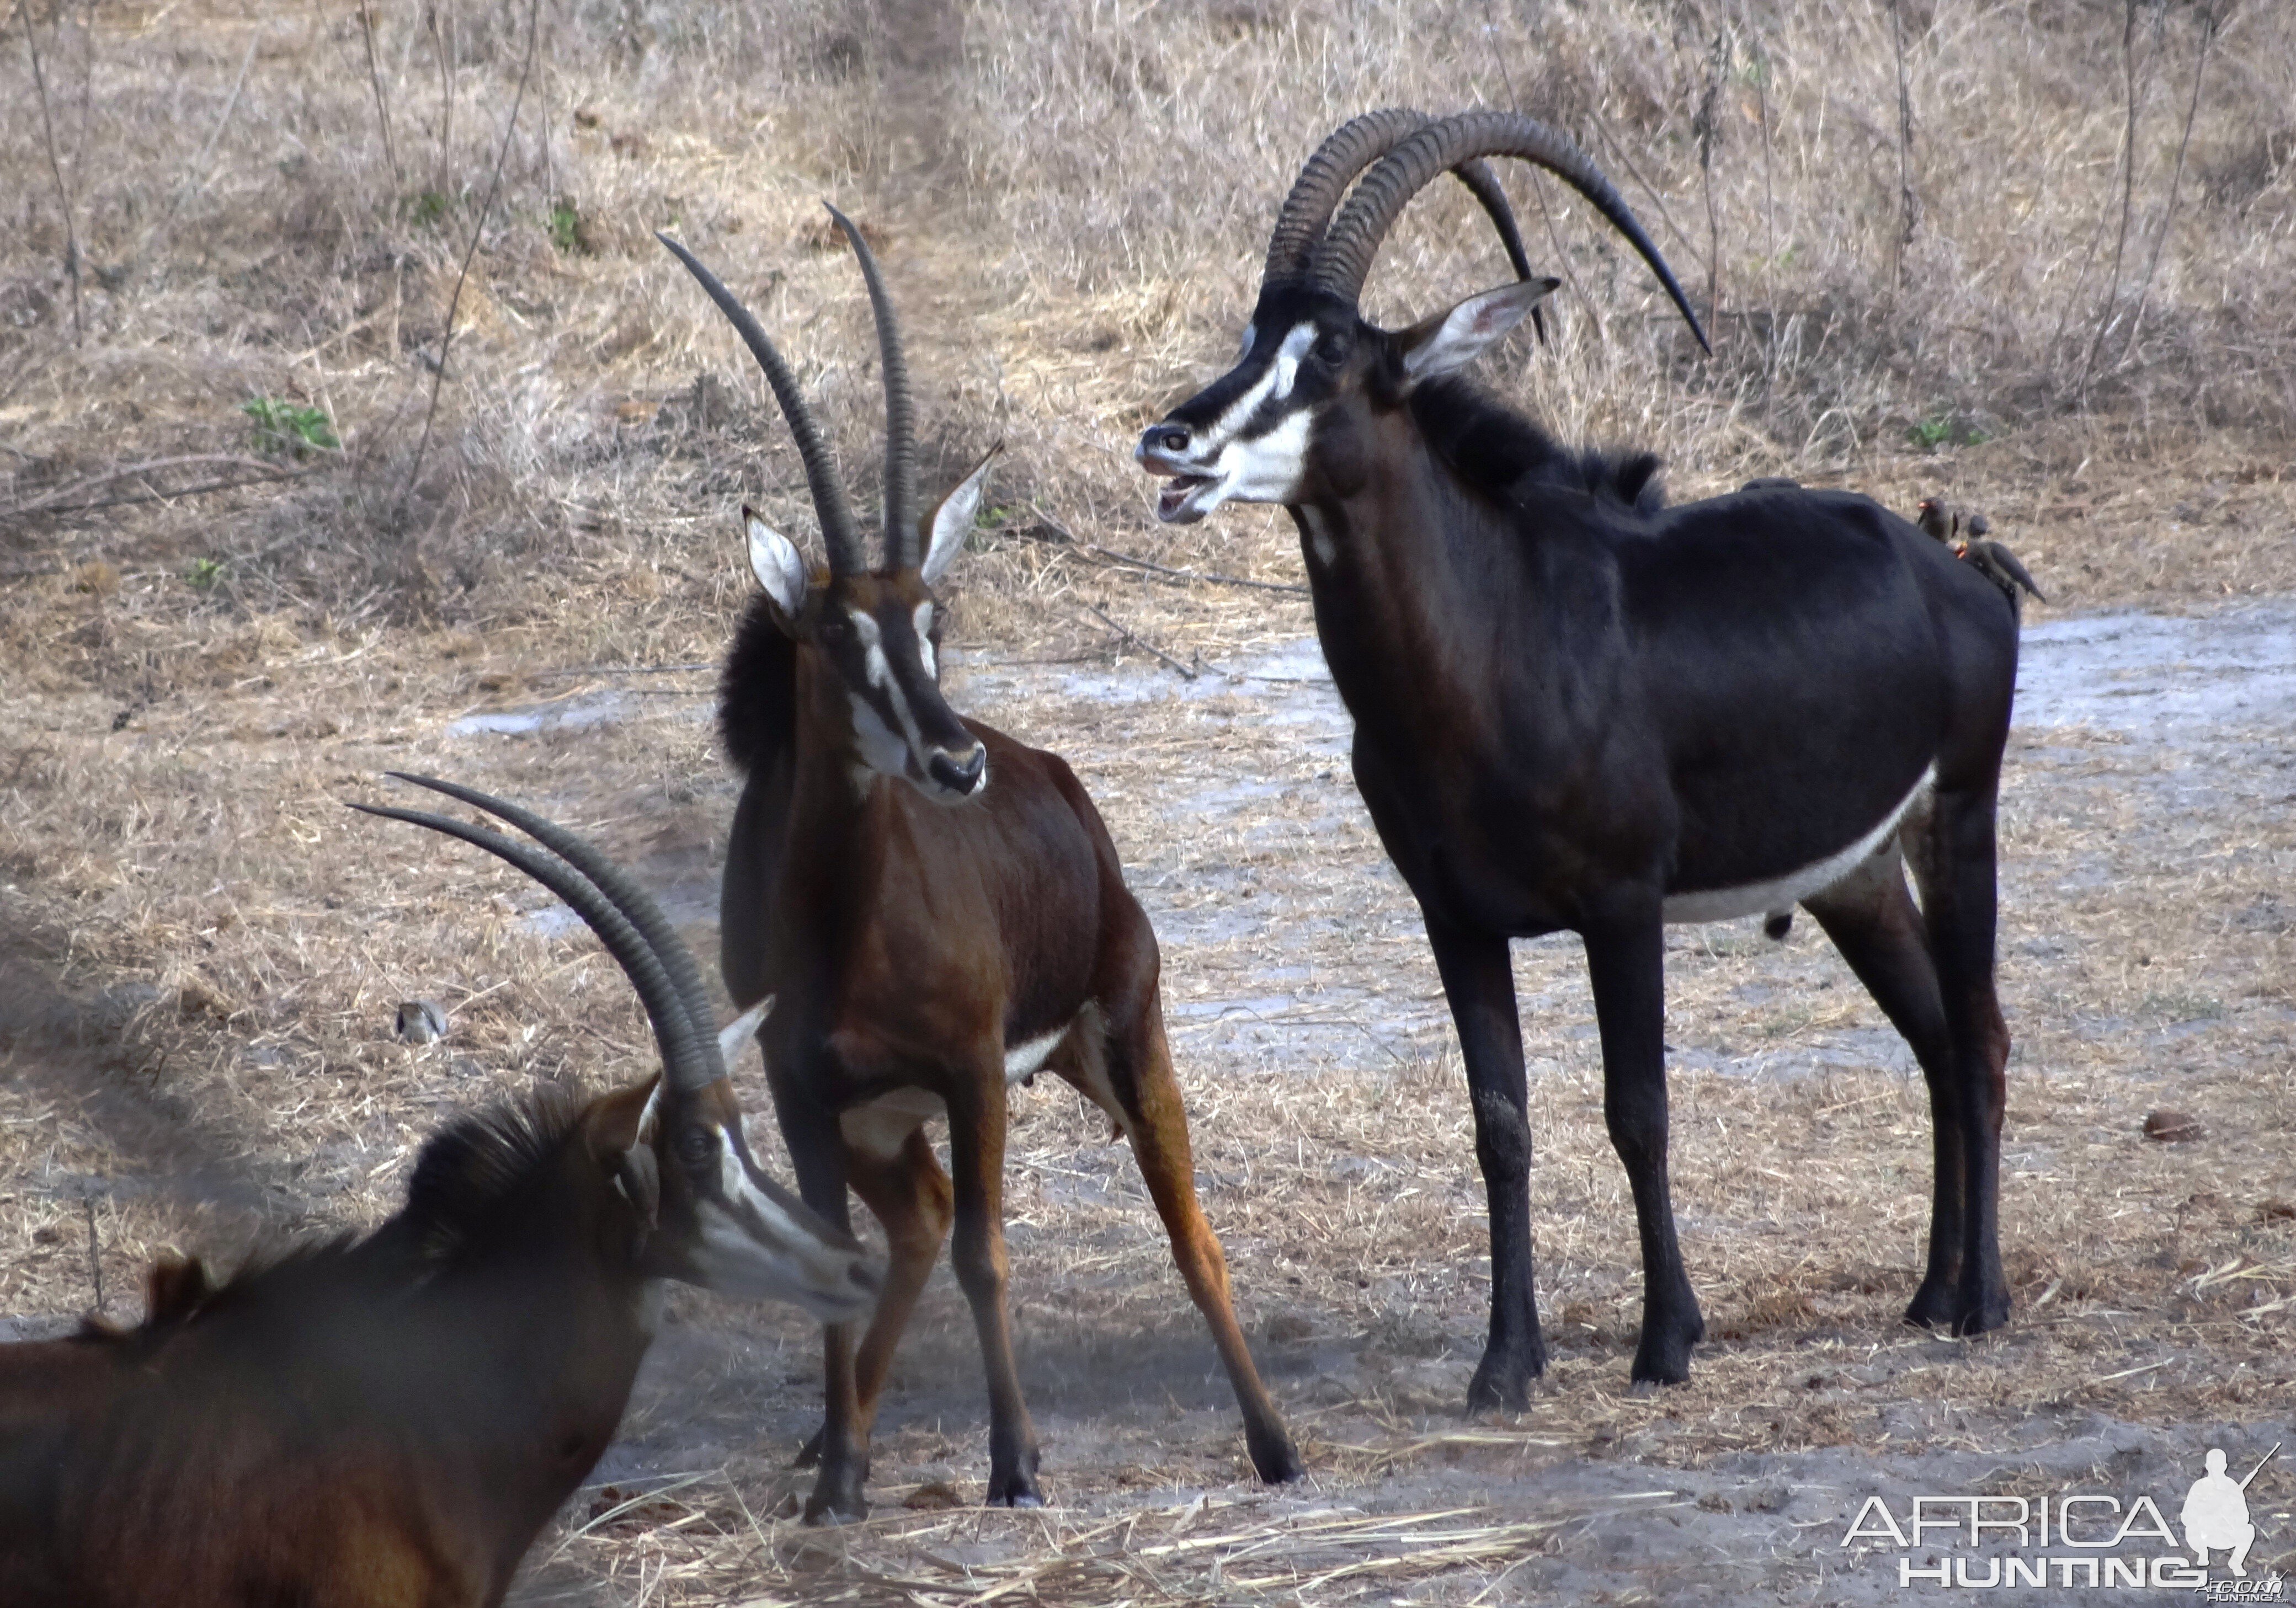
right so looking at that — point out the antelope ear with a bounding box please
[717,996,771,1071]
[743,505,809,618]
[919,445,1000,586]
[588,1081,661,1230]
[1397,277,1559,384]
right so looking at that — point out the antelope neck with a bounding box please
[1291,443,1530,752]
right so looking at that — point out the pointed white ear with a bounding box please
[1399,277,1560,384]
[919,445,1000,586]
[717,996,771,1071]
[743,506,809,616]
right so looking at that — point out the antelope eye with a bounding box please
[1314,332,1349,363]
[676,1127,716,1171]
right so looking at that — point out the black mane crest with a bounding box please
[81,1089,588,1347]
[1410,377,1666,514]
[397,1086,587,1263]
[719,594,798,775]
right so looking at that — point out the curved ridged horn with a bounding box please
[382,773,722,1082]
[824,204,917,571]
[347,786,723,1094]
[657,231,866,575]
[1260,108,1538,291]
[1312,110,1711,354]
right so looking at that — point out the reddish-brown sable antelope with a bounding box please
[656,215,1302,1521]
[1138,109,2021,1396]
[0,777,877,1608]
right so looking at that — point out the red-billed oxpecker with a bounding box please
[1137,110,2022,1396]
[0,777,876,1608]
[657,215,1302,1521]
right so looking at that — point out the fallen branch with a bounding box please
[1009,504,1311,596]
[4,466,320,521]
[529,661,714,680]
[1080,602,1197,680]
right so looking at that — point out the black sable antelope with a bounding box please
[1137,109,2021,1395]
[0,778,877,1608]
[656,215,1301,1521]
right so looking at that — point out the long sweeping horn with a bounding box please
[1312,110,1711,354]
[347,786,722,1094]
[1260,108,1538,292]
[657,231,866,575]
[823,203,917,571]
[381,773,721,1078]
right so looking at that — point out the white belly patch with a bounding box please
[839,1087,946,1161]
[1661,765,1936,925]
[835,1021,1075,1161]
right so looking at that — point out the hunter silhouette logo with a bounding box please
[2184,1444,2277,1578]
[1839,1437,2286,1593]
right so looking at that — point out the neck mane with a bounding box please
[84,1088,590,1347]
[1405,376,1665,515]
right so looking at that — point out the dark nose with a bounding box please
[1136,423,1192,469]
[928,744,987,795]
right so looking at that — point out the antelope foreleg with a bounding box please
[944,1072,1043,1507]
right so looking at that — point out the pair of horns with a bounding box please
[657,209,922,578]
[1271,108,1711,354]
[350,776,733,1097]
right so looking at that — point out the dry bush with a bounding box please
[3,0,2293,644]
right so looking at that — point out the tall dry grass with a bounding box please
[2,0,2292,644]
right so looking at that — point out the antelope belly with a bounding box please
[1661,765,1935,924]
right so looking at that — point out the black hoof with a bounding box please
[1904,1283,1958,1330]
[987,1472,1045,1508]
[802,1470,869,1526]
[1466,1336,1548,1413]
[1248,1424,1307,1485]
[987,1444,1045,1509]
[1951,1288,2012,1338]
[1629,1311,1703,1387]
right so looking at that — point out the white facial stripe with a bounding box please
[851,610,890,689]
[1237,320,1257,359]
[1222,408,1314,503]
[1004,1025,1067,1084]
[849,692,910,778]
[690,1139,866,1312]
[1209,323,1315,443]
[914,602,936,678]
[1662,765,1938,923]
[635,1081,663,1142]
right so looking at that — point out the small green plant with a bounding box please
[1909,414,1953,450]
[185,556,225,590]
[411,189,450,227]
[242,397,338,456]
[548,199,582,254]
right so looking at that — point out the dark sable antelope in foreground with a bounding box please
[657,216,1301,1521]
[0,778,876,1608]
[1138,109,2021,1395]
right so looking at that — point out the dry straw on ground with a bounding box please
[4,0,2295,1602]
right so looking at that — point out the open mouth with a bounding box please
[1155,474,1218,524]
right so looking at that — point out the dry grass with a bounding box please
[4,1,2295,1602]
